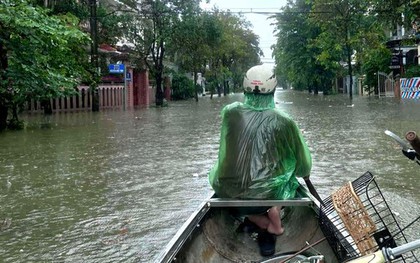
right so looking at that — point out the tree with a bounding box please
[371,0,418,30]
[203,10,261,96]
[312,0,373,99]
[122,0,201,106]
[0,0,89,130]
[169,11,223,101]
[218,12,261,92]
[169,9,262,98]
[273,0,335,93]
[30,0,129,113]
[361,45,391,94]
[200,12,225,94]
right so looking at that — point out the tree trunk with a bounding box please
[12,103,18,121]
[223,81,227,96]
[92,87,99,111]
[0,103,7,131]
[90,0,99,112]
[5,102,24,130]
[314,86,319,95]
[155,74,164,106]
[41,99,53,115]
[346,27,353,100]
[374,84,379,95]
[347,49,353,99]
[193,71,198,102]
[0,32,10,131]
[153,37,166,107]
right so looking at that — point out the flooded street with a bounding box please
[1,90,419,262]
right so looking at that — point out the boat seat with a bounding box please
[207,198,313,207]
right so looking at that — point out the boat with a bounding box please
[158,185,339,263]
[157,131,420,263]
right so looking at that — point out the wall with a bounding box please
[400,78,420,99]
[26,68,154,113]
[27,85,125,113]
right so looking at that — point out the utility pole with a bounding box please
[89,0,100,112]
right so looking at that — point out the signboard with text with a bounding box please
[389,50,402,74]
[108,64,124,74]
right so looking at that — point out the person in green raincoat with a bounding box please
[208,64,312,256]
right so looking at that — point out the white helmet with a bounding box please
[243,65,277,94]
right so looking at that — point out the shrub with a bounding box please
[403,65,420,78]
[171,73,195,100]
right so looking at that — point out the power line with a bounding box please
[205,9,280,15]
[203,8,332,15]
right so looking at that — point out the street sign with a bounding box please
[126,72,131,81]
[108,64,124,74]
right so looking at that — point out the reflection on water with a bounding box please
[0,91,419,262]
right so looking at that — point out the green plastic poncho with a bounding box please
[209,93,312,200]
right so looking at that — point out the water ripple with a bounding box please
[0,92,419,262]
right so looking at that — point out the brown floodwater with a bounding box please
[0,90,419,262]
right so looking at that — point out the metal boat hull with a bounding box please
[159,186,341,263]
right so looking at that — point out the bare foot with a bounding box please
[267,224,284,235]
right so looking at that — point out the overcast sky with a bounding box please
[200,0,288,64]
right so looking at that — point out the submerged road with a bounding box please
[0,90,419,262]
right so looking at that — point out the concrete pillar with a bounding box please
[394,78,401,99]
[136,70,150,106]
[126,68,134,108]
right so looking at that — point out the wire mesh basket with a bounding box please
[319,171,419,262]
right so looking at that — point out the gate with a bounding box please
[378,72,395,97]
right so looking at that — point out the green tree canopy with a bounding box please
[0,0,89,130]
[273,0,335,93]
[168,11,223,101]
[121,0,202,106]
[205,10,261,95]
[311,0,374,98]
